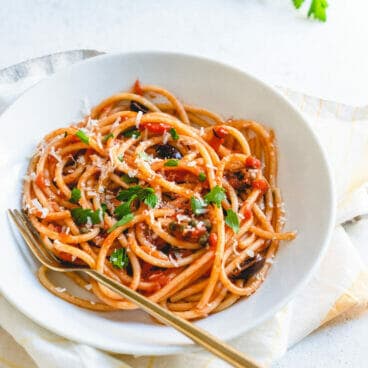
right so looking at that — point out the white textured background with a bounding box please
[1,0,368,367]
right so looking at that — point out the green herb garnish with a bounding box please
[69,188,81,204]
[164,159,179,167]
[190,196,207,215]
[169,128,179,141]
[121,173,139,184]
[102,133,114,143]
[109,248,129,269]
[117,185,158,209]
[204,185,226,208]
[108,213,134,233]
[75,130,89,144]
[292,0,328,21]
[114,194,137,218]
[123,127,141,139]
[198,172,207,182]
[225,209,240,233]
[71,207,103,225]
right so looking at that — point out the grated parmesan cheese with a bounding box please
[111,117,121,130]
[168,254,179,267]
[162,131,170,144]
[199,127,205,136]
[127,169,138,178]
[266,258,274,264]
[49,147,62,162]
[135,111,143,128]
[85,284,93,291]
[31,198,49,218]
[245,249,255,258]
[176,214,191,223]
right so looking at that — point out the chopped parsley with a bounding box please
[123,127,141,139]
[75,130,89,144]
[164,159,179,167]
[109,248,129,269]
[114,194,137,218]
[69,188,81,204]
[204,185,226,208]
[71,207,103,225]
[117,185,158,209]
[121,173,138,184]
[198,172,207,182]
[169,128,179,141]
[292,0,328,21]
[118,155,124,162]
[102,133,114,143]
[101,203,108,214]
[108,213,134,233]
[225,209,240,233]
[190,196,207,215]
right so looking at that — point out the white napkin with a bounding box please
[1,52,367,368]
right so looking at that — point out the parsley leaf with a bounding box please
[198,172,207,182]
[225,209,240,233]
[108,213,134,233]
[110,248,129,269]
[116,186,142,201]
[164,159,179,167]
[75,130,89,144]
[102,133,114,143]
[308,0,328,21]
[292,0,328,21]
[69,188,81,203]
[204,186,226,208]
[71,207,103,225]
[114,194,137,218]
[292,0,304,8]
[190,196,207,215]
[144,191,158,208]
[117,185,158,209]
[123,127,141,138]
[118,155,124,162]
[121,173,139,184]
[169,128,179,141]
[101,203,108,214]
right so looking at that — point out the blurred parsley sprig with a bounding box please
[293,0,329,22]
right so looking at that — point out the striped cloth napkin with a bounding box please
[0,51,368,368]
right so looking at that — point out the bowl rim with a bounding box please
[0,50,336,355]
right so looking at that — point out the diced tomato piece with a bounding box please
[35,173,47,190]
[139,122,170,134]
[164,169,197,184]
[208,127,229,151]
[148,271,171,288]
[209,232,218,250]
[57,252,74,262]
[243,207,252,220]
[133,79,143,95]
[245,156,261,169]
[213,127,228,139]
[252,179,269,194]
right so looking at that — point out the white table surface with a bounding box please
[1,1,368,367]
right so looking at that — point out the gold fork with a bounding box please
[8,209,260,368]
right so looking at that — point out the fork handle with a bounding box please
[84,269,259,368]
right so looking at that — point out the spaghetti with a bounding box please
[22,81,296,320]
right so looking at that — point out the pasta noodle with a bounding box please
[23,80,296,320]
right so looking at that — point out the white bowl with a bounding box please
[0,52,335,355]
